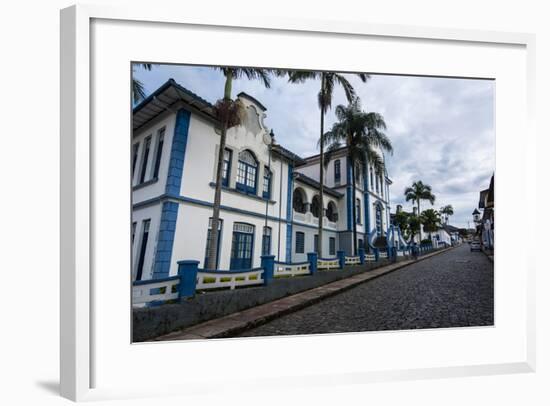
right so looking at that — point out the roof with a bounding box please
[486,175,494,208]
[443,224,460,233]
[133,79,217,132]
[294,173,343,198]
[478,189,489,209]
[237,92,267,111]
[272,144,306,165]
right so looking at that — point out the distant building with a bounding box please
[477,175,494,250]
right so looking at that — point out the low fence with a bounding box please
[274,260,310,278]
[132,245,437,307]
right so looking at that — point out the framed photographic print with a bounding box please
[60,4,536,402]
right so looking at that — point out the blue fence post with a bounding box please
[358,248,365,265]
[337,250,346,269]
[307,252,318,275]
[261,255,275,286]
[177,260,199,300]
[374,248,380,261]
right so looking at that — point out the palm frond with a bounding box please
[132,79,147,103]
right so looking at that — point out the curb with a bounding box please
[153,246,457,341]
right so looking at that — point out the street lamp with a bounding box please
[472,209,481,238]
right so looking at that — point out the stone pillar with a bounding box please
[177,260,199,299]
[307,252,318,275]
[358,248,365,264]
[261,255,275,286]
[337,250,345,268]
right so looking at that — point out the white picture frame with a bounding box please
[60,4,536,402]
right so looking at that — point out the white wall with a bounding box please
[132,111,176,203]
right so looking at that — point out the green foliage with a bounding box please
[420,208,441,233]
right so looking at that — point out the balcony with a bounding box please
[293,211,337,230]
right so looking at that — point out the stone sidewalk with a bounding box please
[153,246,455,341]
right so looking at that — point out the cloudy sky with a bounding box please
[134,64,495,229]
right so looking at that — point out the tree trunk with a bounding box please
[350,155,357,256]
[417,200,421,242]
[206,72,233,269]
[317,73,325,257]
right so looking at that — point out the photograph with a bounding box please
[130,63,495,342]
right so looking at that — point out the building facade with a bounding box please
[132,79,393,281]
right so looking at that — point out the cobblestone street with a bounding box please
[236,244,493,337]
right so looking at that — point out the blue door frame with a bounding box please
[230,231,254,270]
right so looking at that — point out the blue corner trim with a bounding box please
[152,201,179,279]
[285,165,294,262]
[363,162,370,245]
[151,108,190,279]
[165,108,191,196]
[346,159,352,231]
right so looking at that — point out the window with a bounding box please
[358,239,364,250]
[311,195,321,218]
[329,237,336,255]
[135,219,150,281]
[295,231,305,254]
[355,163,361,183]
[356,198,361,224]
[152,128,165,179]
[375,204,383,237]
[370,167,374,190]
[293,188,307,213]
[262,167,271,199]
[375,172,380,193]
[326,201,338,222]
[222,148,232,187]
[139,136,151,184]
[131,222,136,244]
[236,150,257,194]
[204,218,223,269]
[230,223,255,270]
[132,142,140,176]
[334,159,341,183]
[262,226,272,256]
[380,175,384,197]
[314,234,319,253]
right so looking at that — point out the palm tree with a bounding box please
[440,204,454,225]
[206,67,277,270]
[132,63,152,103]
[404,181,436,242]
[322,98,392,255]
[420,209,441,241]
[288,71,369,256]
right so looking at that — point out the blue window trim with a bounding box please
[295,231,305,254]
[151,108,191,279]
[334,159,341,183]
[222,148,232,187]
[236,152,258,195]
[329,237,336,256]
[262,167,272,199]
[262,227,272,256]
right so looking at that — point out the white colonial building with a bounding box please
[132,79,393,281]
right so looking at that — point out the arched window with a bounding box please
[311,195,321,218]
[375,203,383,237]
[369,167,374,190]
[326,201,338,222]
[292,188,307,213]
[236,150,257,194]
